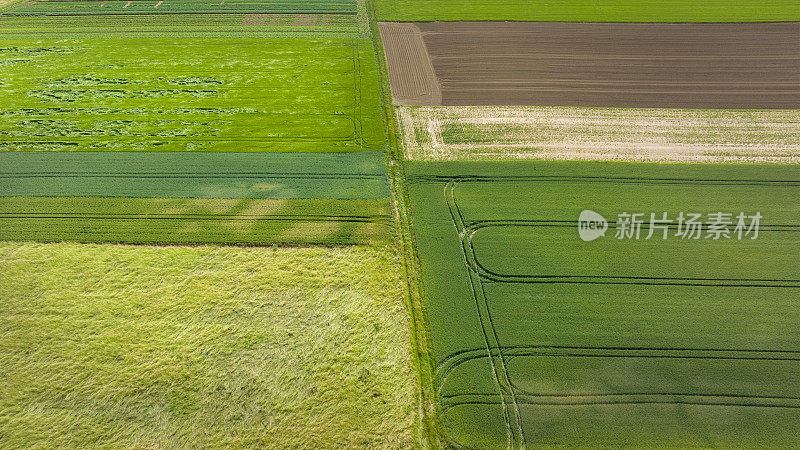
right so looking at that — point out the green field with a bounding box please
[0,10,390,247]
[3,0,797,446]
[0,37,382,152]
[406,161,800,447]
[0,14,361,38]
[0,0,369,38]
[375,0,800,22]
[0,242,416,447]
[0,150,391,246]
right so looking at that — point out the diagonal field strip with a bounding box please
[444,181,524,449]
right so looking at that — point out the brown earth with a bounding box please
[378,22,442,106]
[381,21,800,108]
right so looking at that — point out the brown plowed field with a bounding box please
[382,22,800,108]
[378,22,441,105]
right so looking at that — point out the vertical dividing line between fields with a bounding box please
[364,0,440,445]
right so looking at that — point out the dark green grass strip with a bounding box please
[0,151,389,198]
[0,196,392,246]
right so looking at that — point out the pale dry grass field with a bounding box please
[398,106,800,163]
[0,243,417,448]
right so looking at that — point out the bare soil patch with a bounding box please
[378,22,441,106]
[384,22,800,108]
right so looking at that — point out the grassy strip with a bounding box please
[375,0,800,22]
[0,151,389,199]
[0,242,415,447]
[366,0,439,447]
[405,159,800,181]
[4,0,357,15]
[0,197,392,246]
[0,17,360,39]
[0,12,358,34]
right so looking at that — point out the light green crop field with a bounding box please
[0,37,383,153]
[0,242,416,448]
[406,160,800,447]
[0,0,23,11]
[375,0,800,22]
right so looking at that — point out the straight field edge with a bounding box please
[366,1,440,447]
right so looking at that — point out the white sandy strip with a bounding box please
[462,152,800,164]
[123,1,131,7]
[395,107,419,160]
[398,106,800,163]
[155,1,162,7]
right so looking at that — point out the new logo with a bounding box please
[578,210,608,242]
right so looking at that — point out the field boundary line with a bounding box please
[366,0,439,446]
